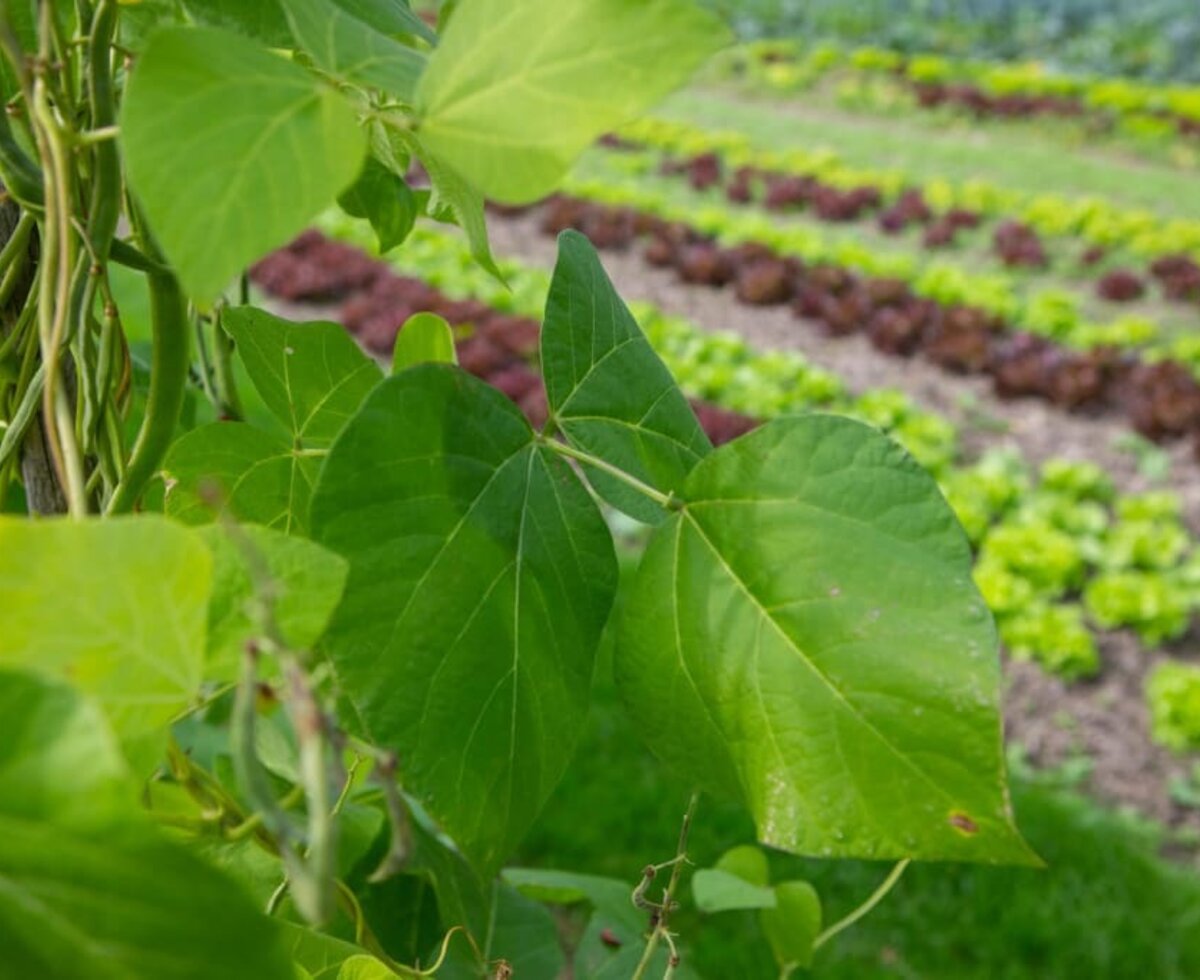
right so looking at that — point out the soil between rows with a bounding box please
[482,209,1200,838]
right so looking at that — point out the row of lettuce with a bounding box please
[714,40,1200,142]
[578,128,1200,374]
[319,212,1200,755]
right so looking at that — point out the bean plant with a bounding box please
[0,1,1036,977]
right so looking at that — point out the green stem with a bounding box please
[541,434,679,510]
[631,791,700,980]
[212,310,243,419]
[812,858,910,952]
[106,251,189,513]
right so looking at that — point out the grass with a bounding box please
[659,88,1200,221]
[516,556,1200,979]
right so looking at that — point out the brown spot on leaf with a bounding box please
[948,811,979,835]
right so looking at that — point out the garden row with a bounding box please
[539,173,1200,464]
[251,216,1200,755]
[614,117,1200,302]
[628,137,1198,315]
[715,41,1200,143]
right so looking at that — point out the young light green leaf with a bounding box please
[760,881,821,972]
[121,27,365,303]
[692,868,777,914]
[283,0,427,100]
[163,422,319,534]
[714,844,770,887]
[311,366,617,873]
[223,307,384,446]
[615,415,1038,865]
[336,955,397,980]
[393,312,457,373]
[199,524,349,680]
[0,670,295,980]
[415,0,731,203]
[0,668,133,825]
[0,516,210,757]
[542,230,711,524]
[338,156,422,254]
[408,135,504,281]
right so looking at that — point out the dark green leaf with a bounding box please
[329,0,436,44]
[615,415,1038,865]
[760,881,821,971]
[0,670,294,980]
[542,230,711,523]
[312,366,617,872]
[163,422,318,534]
[223,307,383,446]
[199,524,349,680]
[393,312,457,372]
[283,0,427,100]
[121,27,365,303]
[338,156,422,254]
[692,868,776,913]
[415,0,730,202]
[179,0,294,46]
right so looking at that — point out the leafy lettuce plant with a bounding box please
[1146,662,1200,752]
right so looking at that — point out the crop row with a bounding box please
[716,41,1200,140]
[537,178,1200,458]
[617,114,1200,266]
[619,134,1200,318]
[251,216,1200,753]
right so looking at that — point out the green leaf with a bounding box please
[179,0,295,46]
[199,524,349,681]
[0,516,210,758]
[164,422,319,534]
[283,0,427,100]
[392,312,457,372]
[415,0,730,203]
[165,308,383,532]
[326,0,437,45]
[542,230,711,523]
[311,366,617,873]
[615,415,1037,865]
[0,669,294,980]
[760,881,821,972]
[0,667,132,825]
[336,955,396,979]
[223,307,384,446]
[339,157,422,254]
[714,844,769,887]
[692,868,776,914]
[408,135,504,281]
[121,26,366,303]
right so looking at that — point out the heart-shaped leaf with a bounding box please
[312,366,617,872]
[121,26,365,303]
[542,231,711,524]
[415,0,730,203]
[615,415,1037,865]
